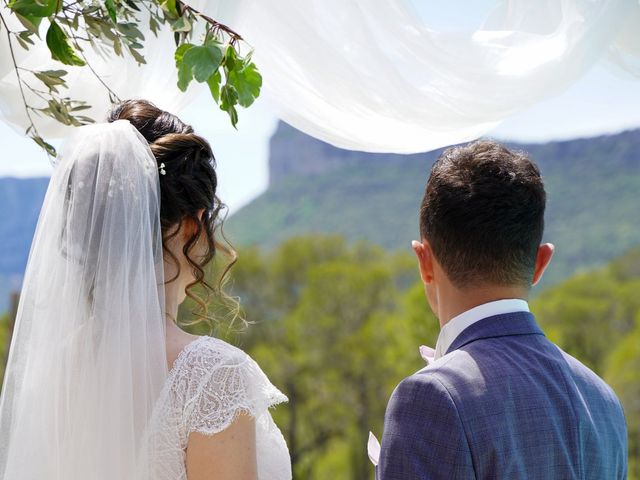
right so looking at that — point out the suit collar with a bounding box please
[446,311,544,355]
[435,299,529,359]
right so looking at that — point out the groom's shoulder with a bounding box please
[555,345,624,411]
[388,352,470,411]
[410,349,485,387]
[392,342,625,420]
[386,366,459,427]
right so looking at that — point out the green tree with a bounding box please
[605,315,640,479]
[207,236,428,478]
[177,236,640,478]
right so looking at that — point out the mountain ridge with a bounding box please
[228,123,640,287]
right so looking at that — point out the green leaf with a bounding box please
[182,40,224,82]
[116,21,144,40]
[160,0,178,17]
[129,46,146,64]
[34,69,67,92]
[31,135,56,156]
[176,62,192,91]
[206,70,221,102]
[223,45,237,71]
[44,99,72,124]
[170,15,191,32]
[18,31,36,46]
[97,18,118,41]
[113,35,123,56]
[220,84,239,128]
[8,0,57,18]
[149,16,159,36]
[41,69,67,77]
[123,0,141,11]
[174,43,195,91]
[220,84,238,109]
[16,35,30,50]
[105,0,117,23]
[174,42,194,63]
[45,21,86,66]
[228,61,262,108]
[14,12,42,34]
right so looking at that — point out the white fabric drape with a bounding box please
[0,0,639,153]
[231,0,639,152]
[0,120,168,479]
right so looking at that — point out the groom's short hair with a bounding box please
[419,140,546,289]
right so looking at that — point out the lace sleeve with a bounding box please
[182,338,287,437]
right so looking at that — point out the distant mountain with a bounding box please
[227,123,640,287]
[0,177,50,312]
[1,125,639,313]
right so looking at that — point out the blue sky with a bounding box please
[1,0,639,212]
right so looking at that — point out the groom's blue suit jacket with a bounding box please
[377,312,628,479]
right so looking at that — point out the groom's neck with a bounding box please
[435,283,529,328]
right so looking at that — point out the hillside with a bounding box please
[227,123,640,286]
[1,125,638,311]
[0,177,49,312]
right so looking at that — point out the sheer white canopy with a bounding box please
[0,0,638,152]
[231,0,639,152]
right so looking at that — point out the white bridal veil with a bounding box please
[0,120,168,479]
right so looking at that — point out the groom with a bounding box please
[377,141,628,479]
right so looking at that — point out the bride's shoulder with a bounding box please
[179,335,251,372]
[174,336,287,436]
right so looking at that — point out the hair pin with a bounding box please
[159,163,166,176]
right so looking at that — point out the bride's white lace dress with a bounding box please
[147,335,292,479]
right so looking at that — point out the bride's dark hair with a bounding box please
[107,99,238,332]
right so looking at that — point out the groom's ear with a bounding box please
[531,243,555,286]
[412,239,435,284]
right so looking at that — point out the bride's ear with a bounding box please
[180,209,207,240]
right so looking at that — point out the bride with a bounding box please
[0,99,291,480]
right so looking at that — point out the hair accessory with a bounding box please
[158,163,166,176]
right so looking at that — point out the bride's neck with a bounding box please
[163,260,183,330]
[164,284,180,324]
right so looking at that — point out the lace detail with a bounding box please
[181,337,287,436]
[146,336,291,480]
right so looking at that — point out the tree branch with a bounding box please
[0,10,46,147]
[61,8,121,102]
[178,1,243,43]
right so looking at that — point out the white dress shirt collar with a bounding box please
[433,298,530,360]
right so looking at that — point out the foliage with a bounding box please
[179,236,640,478]
[605,319,640,478]
[0,0,261,155]
[1,234,637,477]
[183,236,426,478]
